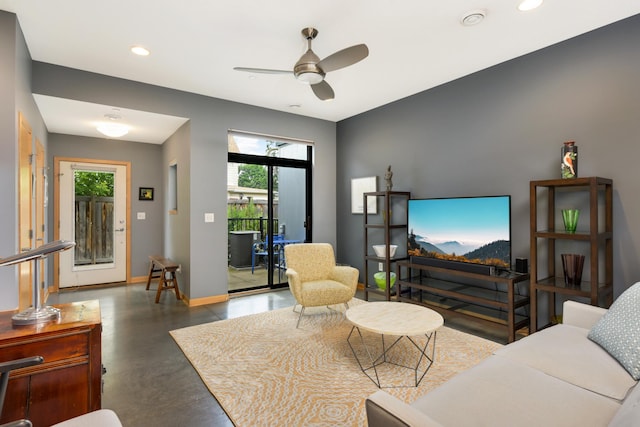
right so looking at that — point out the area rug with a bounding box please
[170,299,502,426]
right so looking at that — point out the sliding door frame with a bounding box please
[228,145,313,289]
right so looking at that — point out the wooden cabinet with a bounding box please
[0,300,102,427]
[530,177,613,331]
[363,191,410,301]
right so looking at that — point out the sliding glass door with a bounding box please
[227,133,312,292]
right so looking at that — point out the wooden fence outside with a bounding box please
[75,196,114,265]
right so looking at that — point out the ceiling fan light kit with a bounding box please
[234,27,369,101]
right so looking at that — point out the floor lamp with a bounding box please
[0,240,75,326]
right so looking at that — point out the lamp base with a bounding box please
[12,306,61,326]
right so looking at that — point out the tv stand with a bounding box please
[410,256,496,276]
[396,260,530,343]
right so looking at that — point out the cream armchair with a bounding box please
[284,243,359,328]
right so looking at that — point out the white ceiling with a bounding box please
[2,0,640,143]
[33,95,189,144]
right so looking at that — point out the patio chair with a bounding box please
[251,241,285,279]
[284,243,359,328]
[251,241,269,274]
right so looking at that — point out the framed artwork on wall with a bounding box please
[351,176,377,214]
[139,187,154,201]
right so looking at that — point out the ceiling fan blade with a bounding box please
[311,80,335,101]
[233,67,292,75]
[317,44,369,73]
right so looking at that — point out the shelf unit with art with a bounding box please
[363,190,411,301]
[529,177,613,332]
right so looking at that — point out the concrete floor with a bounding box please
[48,283,297,426]
[47,283,510,426]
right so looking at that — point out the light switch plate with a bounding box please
[204,213,214,223]
[137,212,146,220]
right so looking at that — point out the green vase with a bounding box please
[562,209,579,233]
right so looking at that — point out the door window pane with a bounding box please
[73,170,114,266]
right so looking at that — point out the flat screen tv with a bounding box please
[407,195,511,270]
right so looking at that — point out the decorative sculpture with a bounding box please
[384,165,393,191]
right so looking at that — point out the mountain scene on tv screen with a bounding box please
[408,230,510,268]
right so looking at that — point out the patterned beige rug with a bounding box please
[170,299,502,426]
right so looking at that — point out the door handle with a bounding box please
[115,228,125,232]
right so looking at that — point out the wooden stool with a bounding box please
[146,255,181,303]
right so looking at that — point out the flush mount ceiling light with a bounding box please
[518,0,543,11]
[96,110,129,138]
[130,45,150,56]
[460,9,487,26]
[97,123,129,138]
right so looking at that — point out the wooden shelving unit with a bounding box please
[529,177,613,331]
[396,261,529,343]
[363,190,410,301]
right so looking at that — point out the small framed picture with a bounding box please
[139,187,154,201]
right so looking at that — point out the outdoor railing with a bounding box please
[228,217,278,240]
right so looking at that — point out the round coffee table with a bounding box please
[346,301,444,388]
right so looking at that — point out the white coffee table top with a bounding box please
[346,302,444,336]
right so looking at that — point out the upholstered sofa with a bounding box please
[366,283,640,427]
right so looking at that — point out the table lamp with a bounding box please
[0,240,75,326]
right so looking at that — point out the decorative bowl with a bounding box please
[374,272,396,290]
[372,244,398,258]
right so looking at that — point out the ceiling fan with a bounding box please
[234,27,369,101]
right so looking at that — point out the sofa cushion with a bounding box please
[608,383,640,427]
[495,324,636,401]
[410,356,620,427]
[588,282,640,380]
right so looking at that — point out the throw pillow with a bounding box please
[588,281,640,380]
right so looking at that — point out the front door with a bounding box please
[57,159,129,287]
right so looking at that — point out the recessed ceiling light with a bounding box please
[131,45,150,56]
[460,9,486,26]
[518,0,543,11]
[288,104,301,108]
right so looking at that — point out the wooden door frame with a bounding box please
[18,113,33,310]
[53,157,132,290]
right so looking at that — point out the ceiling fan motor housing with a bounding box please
[294,28,324,84]
[294,49,325,84]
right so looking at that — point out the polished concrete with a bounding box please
[48,284,297,426]
[47,284,509,426]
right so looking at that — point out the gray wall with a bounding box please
[47,133,164,279]
[336,14,640,298]
[0,11,48,310]
[32,63,337,301]
[0,11,18,309]
[162,121,191,295]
